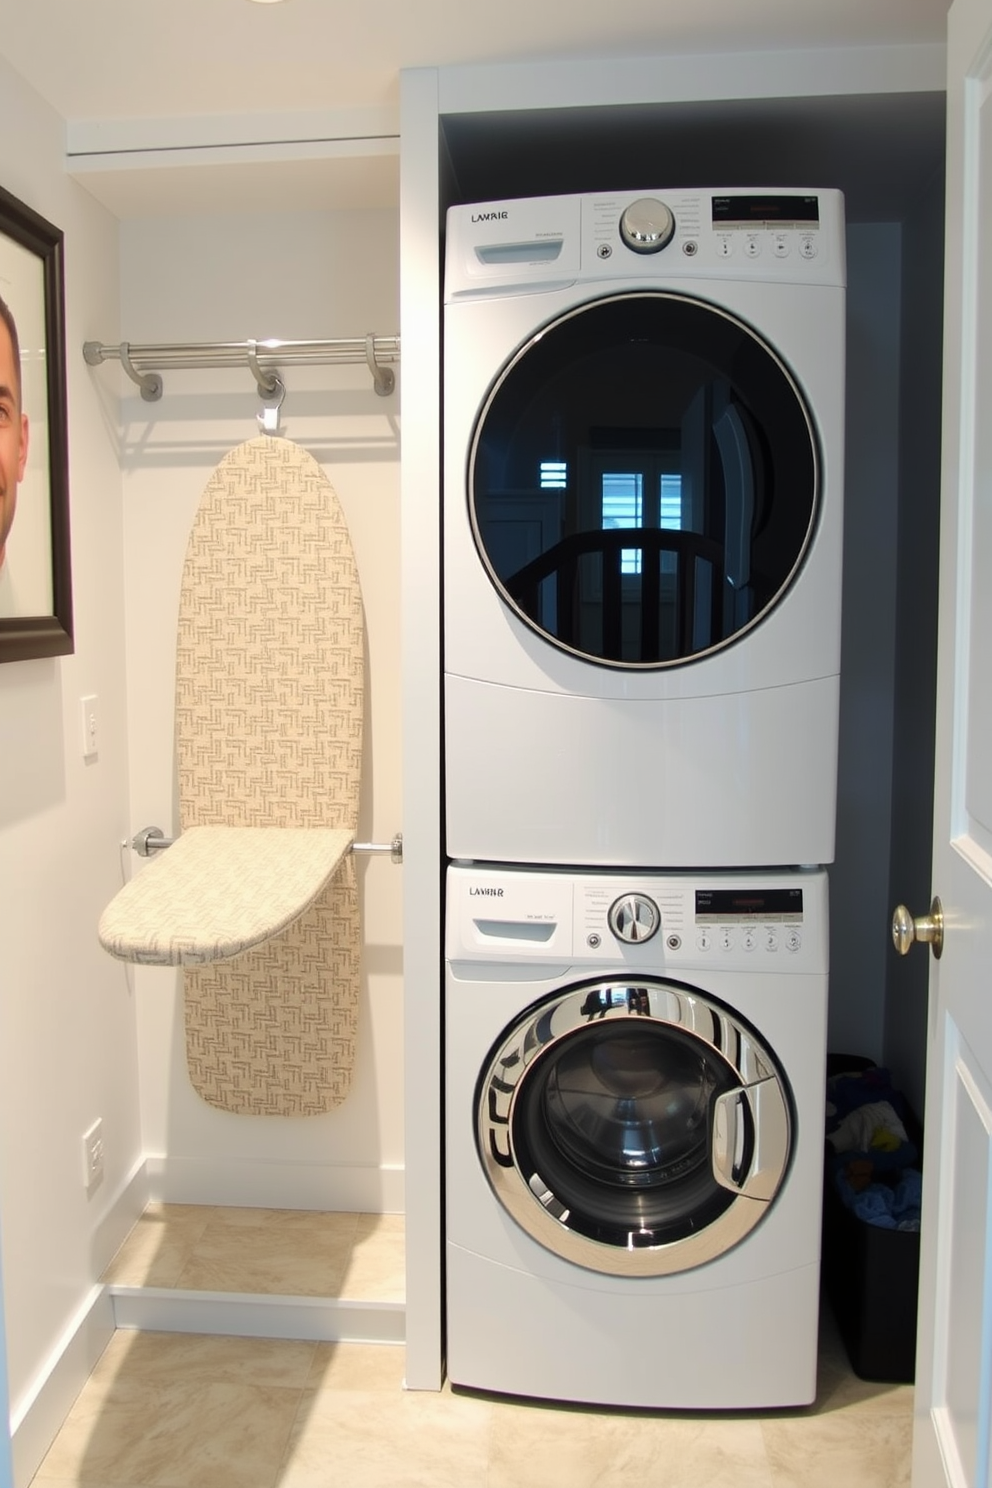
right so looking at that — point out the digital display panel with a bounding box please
[712,195,820,226]
[695,887,804,920]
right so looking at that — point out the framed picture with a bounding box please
[0,183,72,662]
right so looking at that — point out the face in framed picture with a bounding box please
[0,184,72,662]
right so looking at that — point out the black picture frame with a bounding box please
[0,183,72,663]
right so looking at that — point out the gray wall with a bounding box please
[884,169,945,1120]
[829,223,904,1062]
[827,192,944,1124]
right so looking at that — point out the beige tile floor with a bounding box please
[101,1204,405,1303]
[33,1204,911,1488]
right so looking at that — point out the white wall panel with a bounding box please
[0,48,140,1461]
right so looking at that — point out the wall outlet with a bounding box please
[81,1119,104,1190]
[79,695,99,760]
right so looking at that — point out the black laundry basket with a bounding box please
[821,1055,921,1383]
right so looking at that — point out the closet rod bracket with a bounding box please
[247,339,283,400]
[132,825,173,856]
[85,341,162,401]
[365,333,395,397]
[352,832,404,863]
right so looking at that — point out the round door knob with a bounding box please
[892,897,943,960]
[619,198,676,254]
[608,893,661,944]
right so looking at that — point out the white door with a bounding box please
[911,0,992,1482]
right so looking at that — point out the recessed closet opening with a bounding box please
[437,87,946,1120]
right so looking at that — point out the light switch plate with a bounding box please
[80,694,99,759]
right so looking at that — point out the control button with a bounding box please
[799,236,818,260]
[608,893,661,945]
[765,929,779,952]
[744,236,761,259]
[716,236,733,258]
[772,236,790,258]
[587,932,602,949]
[719,928,734,950]
[597,243,613,260]
[786,929,802,952]
[696,930,712,952]
[682,240,699,257]
[666,933,682,951]
[742,930,757,952]
[619,197,676,254]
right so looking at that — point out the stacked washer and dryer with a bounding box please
[442,188,845,1410]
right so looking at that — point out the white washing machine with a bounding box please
[445,862,828,1409]
[444,187,846,868]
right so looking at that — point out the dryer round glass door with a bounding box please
[477,977,792,1276]
[469,292,819,669]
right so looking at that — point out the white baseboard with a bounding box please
[92,1157,152,1277]
[109,1286,404,1345]
[9,1158,149,1488]
[144,1155,405,1213]
[9,1286,115,1488]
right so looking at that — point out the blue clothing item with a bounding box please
[890,1169,923,1230]
[833,1166,922,1231]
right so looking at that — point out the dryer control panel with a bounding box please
[445,186,846,300]
[447,865,828,974]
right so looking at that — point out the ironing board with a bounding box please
[98,436,364,1115]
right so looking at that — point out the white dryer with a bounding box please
[444,188,845,868]
[445,863,828,1409]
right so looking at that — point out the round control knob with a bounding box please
[608,893,661,944]
[619,198,676,255]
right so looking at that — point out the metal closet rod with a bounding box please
[82,334,400,400]
[131,826,403,864]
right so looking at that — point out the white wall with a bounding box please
[117,208,404,1211]
[0,49,143,1467]
[399,66,444,1389]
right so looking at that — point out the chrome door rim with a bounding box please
[477,977,792,1277]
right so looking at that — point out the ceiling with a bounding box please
[0,0,951,125]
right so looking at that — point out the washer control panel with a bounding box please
[446,865,827,972]
[577,878,810,965]
[586,190,826,273]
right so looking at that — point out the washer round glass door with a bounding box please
[478,978,792,1277]
[469,292,819,668]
